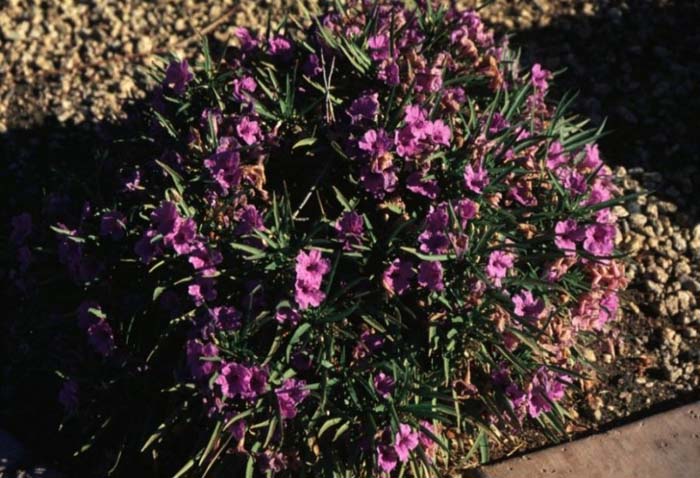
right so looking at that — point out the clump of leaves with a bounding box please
[7,1,628,477]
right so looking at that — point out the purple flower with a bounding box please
[247,366,269,399]
[234,204,265,236]
[347,92,379,124]
[151,201,180,237]
[258,451,287,474]
[373,372,395,398]
[135,229,162,263]
[382,258,415,297]
[377,444,398,473]
[556,167,588,195]
[428,119,451,146]
[163,59,193,95]
[546,141,568,169]
[583,223,616,257]
[167,217,198,255]
[276,378,310,419]
[188,278,217,306]
[276,306,301,326]
[527,367,569,418]
[217,362,252,398]
[210,306,242,331]
[204,149,242,195]
[233,76,257,102]
[368,34,390,61]
[581,144,602,170]
[58,379,79,413]
[295,249,331,289]
[235,27,259,52]
[554,219,584,254]
[464,162,490,194]
[303,53,322,77]
[335,211,364,250]
[512,290,545,319]
[488,112,510,135]
[406,172,440,199]
[530,64,551,92]
[417,261,445,292]
[10,213,32,245]
[455,198,479,228]
[394,423,419,462]
[188,244,222,277]
[236,116,262,145]
[186,340,219,380]
[597,292,619,328]
[486,250,515,286]
[295,279,327,310]
[358,128,392,156]
[268,36,293,61]
[378,60,400,85]
[87,320,115,357]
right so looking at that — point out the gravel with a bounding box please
[1,0,699,471]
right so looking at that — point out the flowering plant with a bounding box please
[6,1,627,476]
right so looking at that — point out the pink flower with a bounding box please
[276,378,310,419]
[546,141,568,169]
[394,423,419,462]
[382,258,415,296]
[295,249,331,289]
[275,306,301,326]
[417,261,445,292]
[236,116,262,145]
[347,92,379,124]
[583,223,616,257]
[554,219,584,254]
[294,279,326,310]
[530,64,551,91]
[512,290,545,319]
[455,198,479,228]
[377,444,398,473]
[335,211,364,250]
[464,162,490,194]
[486,250,515,286]
[428,119,451,146]
[373,372,395,398]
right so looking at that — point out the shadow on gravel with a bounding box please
[502,0,700,218]
[1,113,143,477]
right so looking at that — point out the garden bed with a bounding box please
[2,1,699,476]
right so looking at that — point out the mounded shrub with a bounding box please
[6,1,628,476]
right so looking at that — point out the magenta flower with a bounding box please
[232,76,257,102]
[275,306,301,326]
[527,367,569,418]
[335,211,364,250]
[428,119,451,146]
[530,64,551,92]
[377,444,398,473]
[394,423,419,462]
[210,306,242,331]
[554,219,584,254]
[512,290,545,319]
[406,172,440,199]
[204,148,242,195]
[163,59,193,95]
[581,144,602,170]
[373,372,395,398]
[167,217,198,255]
[583,223,616,257]
[134,229,162,263]
[151,201,180,237]
[235,27,258,52]
[455,198,479,228]
[234,204,265,236]
[236,116,262,145]
[186,340,219,380]
[382,258,415,296]
[217,362,252,398]
[188,277,217,306]
[486,250,515,286]
[295,249,331,289]
[417,261,445,292]
[347,92,379,124]
[546,141,568,169]
[268,35,293,60]
[358,128,393,156]
[275,378,310,419]
[464,162,490,194]
[294,279,327,310]
[368,34,390,61]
